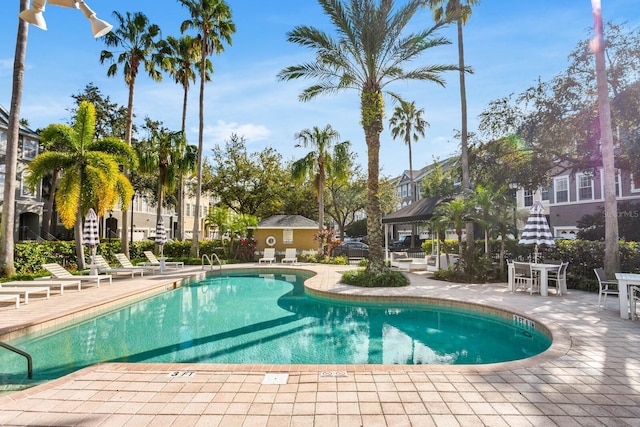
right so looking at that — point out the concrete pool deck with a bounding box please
[0,263,639,426]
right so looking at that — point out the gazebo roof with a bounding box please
[382,196,442,225]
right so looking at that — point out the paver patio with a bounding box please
[0,263,638,426]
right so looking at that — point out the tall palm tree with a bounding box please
[427,0,479,248]
[137,126,189,251]
[389,100,429,203]
[163,35,212,241]
[179,0,235,258]
[99,11,166,256]
[278,0,458,273]
[292,124,350,230]
[1,0,29,277]
[26,101,136,269]
[591,0,620,275]
[433,196,472,260]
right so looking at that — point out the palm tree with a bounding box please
[292,124,350,230]
[427,0,479,249]
[389,100,429,249]
[278,0,458,273]
[179,0,236,258]
[1,0,29,277]
[433,196,472,260]
[389,101,429,204]
[163,35,212,241]
[137,126,188,252]
[26,101,136,269]
[591,0,620,275]
[99,11,166,256]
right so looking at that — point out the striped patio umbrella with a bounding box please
[518,201,555,262]
[155,217,167,256]
[82,208,99,263]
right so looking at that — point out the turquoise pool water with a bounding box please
[0,270,550,381]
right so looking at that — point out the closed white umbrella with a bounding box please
[518,201,555,262]
[155,217,167,256]
[83,208,99,266]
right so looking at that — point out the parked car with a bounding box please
[333,241,370,258]
[389,235,424,251]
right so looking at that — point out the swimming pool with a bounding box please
[0,269,550,381]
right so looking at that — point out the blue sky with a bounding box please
[2,0,640,178]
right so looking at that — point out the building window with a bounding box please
[523,190,533,207]
[401,184,408,198]
[21,171,35,197]
[186,203,191,217]
[632,174,640,193]
[554,176,569,203]
[577,173,593,201]
[21,137,38,160]
[0,165,4,201]
[0,131,6,154]
[540,187,549,201]
[283,228,293,244]
[615,170,621,197]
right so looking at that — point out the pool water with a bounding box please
[0,270,550,381]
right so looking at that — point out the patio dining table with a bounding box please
[508,262,561,297]
[614,273,640,320]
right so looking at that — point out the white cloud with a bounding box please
[202,120,271,146]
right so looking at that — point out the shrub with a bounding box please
[341,269,409,287]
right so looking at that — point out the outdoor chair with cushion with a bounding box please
[43,263,111,288]
[115,253,160,274]
[140,251,184,269]
[594,268,619,311]
[259,248,276,264]
[281,248,298,264]
[93,255,145,278]
[547,261,569,296]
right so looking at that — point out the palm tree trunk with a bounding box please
[457,18,474,250]
[121,78,137,256]
[592,1,620,275]
[177,81,189,241]
[43,169,60,238]
[190,51,206,258]
[0,2,28,277]
[408,138,417,249]
[362,87,385,273]
[75,209,86,270]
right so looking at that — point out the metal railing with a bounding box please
[0,342,33,379]
[202,253,222,272]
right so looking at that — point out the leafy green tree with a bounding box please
[389,100,429,203]
[100,11,167,256]
[69,83,129,140]
[420,158,459,199]
[292,124,350,230]
[427,0,478,250]
[278,0,459,273]
[26,102,136,268]
[326,165,367,240]
[205,134,287,216]
[179,0,236,258]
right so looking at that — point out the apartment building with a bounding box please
[0,105,43,242]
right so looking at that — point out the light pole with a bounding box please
[1,1,112,276]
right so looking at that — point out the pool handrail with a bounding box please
[0,341,32,379]
[202,253,222,272]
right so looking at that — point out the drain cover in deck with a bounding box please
[262,373,289,384]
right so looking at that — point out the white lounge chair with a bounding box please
[0,283,50,304]
[115,253,160,274]
[43,263,111,289]
[0,293,20,308]
[140,251,184,268]
[281,248,297,264]
[93,255,145,278]
[3,279,81,296]
[259,248,276,264]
